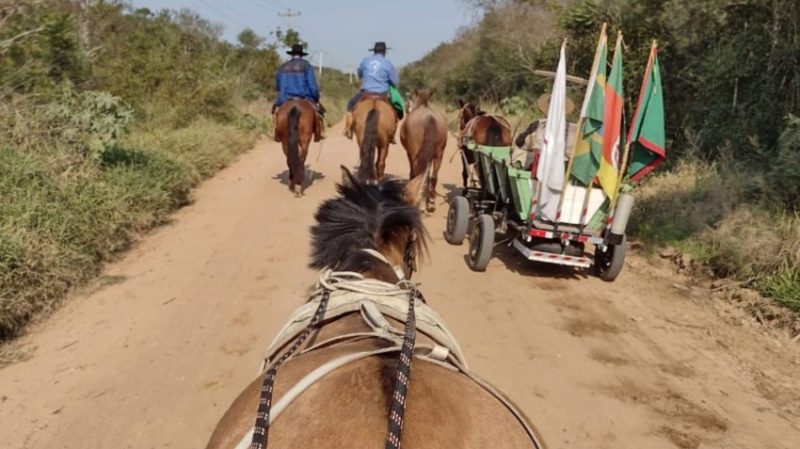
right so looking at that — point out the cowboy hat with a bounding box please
[368,41,391,52]
[536,93,575,115]
[286,43,309,56]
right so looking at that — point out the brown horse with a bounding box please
[204,167,546,449]
[274,100,318,196]
[457,99,512,188]
[349,95,398,181]
[400,89,448,212]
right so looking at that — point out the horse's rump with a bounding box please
[213,275,544,449]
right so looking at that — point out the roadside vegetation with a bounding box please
[404,0,800,317]
[0,1,348,340]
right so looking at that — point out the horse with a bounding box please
[349,95,398,182]
[456,99,512,188]
[274,100,319,197]
[204,167,547,449]
[400,89,448,212]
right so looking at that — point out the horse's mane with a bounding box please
[309,175,428,272]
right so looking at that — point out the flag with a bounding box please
[597,33,624,200]
[535,41,568,221]
[571,25,607,186]
[627,42,665,182]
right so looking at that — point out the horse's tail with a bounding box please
[486,118,505,147]
[358,108,380,181]
[287,105,303,186]
[413,115,439,178]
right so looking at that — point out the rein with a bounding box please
[248,249,421,449]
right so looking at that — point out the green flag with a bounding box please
[571,25,607,186]
[627,43,665,181]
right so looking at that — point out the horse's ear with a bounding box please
[340,165,357,189]
[403,173,427,206]
[457,98,464,108]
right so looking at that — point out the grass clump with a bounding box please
[0,119,255,340]
[629,154,800,316]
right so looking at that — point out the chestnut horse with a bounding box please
[350,95,398,181]
[204,167,546,449]
[400,89,448,211]
[274,100,318,196]
[457,99,512,188]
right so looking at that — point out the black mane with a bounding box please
[310,175,427,272]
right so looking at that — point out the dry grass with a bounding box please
[629,157,800,314]
[0,120,256,340]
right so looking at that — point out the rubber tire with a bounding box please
[468,214,495,272]
[595,235,626,282]
[445,195,470,245]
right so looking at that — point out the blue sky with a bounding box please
[129,0,477,71]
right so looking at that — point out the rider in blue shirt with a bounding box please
[273,44,325,140]
[345,42,399,140]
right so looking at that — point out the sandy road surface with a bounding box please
[1,123,799,449]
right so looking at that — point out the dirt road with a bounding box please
[1,123,798,449]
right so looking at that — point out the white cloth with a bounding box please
[535,43,568,221]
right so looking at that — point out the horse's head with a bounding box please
[408,88,435,113]
[310,167,428,282]
[457,99,484,131]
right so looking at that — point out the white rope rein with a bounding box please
[312,269,417,299]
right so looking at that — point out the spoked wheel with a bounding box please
[445,195,470,245]
[468,214,495,272]
[594,235,626,282]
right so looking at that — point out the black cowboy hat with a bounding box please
[286,43,309,56]
[368,41,391,52]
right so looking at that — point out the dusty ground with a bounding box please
[1,123,798,449]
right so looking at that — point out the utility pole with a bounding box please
[318,52,323,77]
[277,8,301,29]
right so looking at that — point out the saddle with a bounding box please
[358,93,403,119]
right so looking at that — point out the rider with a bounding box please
[344,41,399,142]
[273,43,325,141]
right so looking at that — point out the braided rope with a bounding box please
[385,288,419,449]
[249,289,330,449]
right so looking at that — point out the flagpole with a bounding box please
[555,23,607,230]
[607,39,656,234]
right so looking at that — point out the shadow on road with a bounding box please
[272,167,326,191]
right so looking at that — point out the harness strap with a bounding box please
[362,248,406,280]
[236,343,456,449]
[385,290,417,449]
[248,290,330,449]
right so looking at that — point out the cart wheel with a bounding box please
[445,195,470,245]
[468,214,494,272]
[594,235,626,282]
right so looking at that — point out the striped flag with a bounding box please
[627,42,666,182]
[597,32,624,200]
[571,25,607,186]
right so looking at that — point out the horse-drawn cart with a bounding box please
[445,139,633,281]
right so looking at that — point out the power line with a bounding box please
[277,8,301,29]
[195,0,253,31]
[251,0,281,14]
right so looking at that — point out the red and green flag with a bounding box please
[627,42,666,182]
[597,32,624,200]
[571,25,607,186]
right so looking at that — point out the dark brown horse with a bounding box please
[349,96,398,181]
[401,89,448,211]
[456,100,512,187]
[274,100,319,197]
[204,167,546,449]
